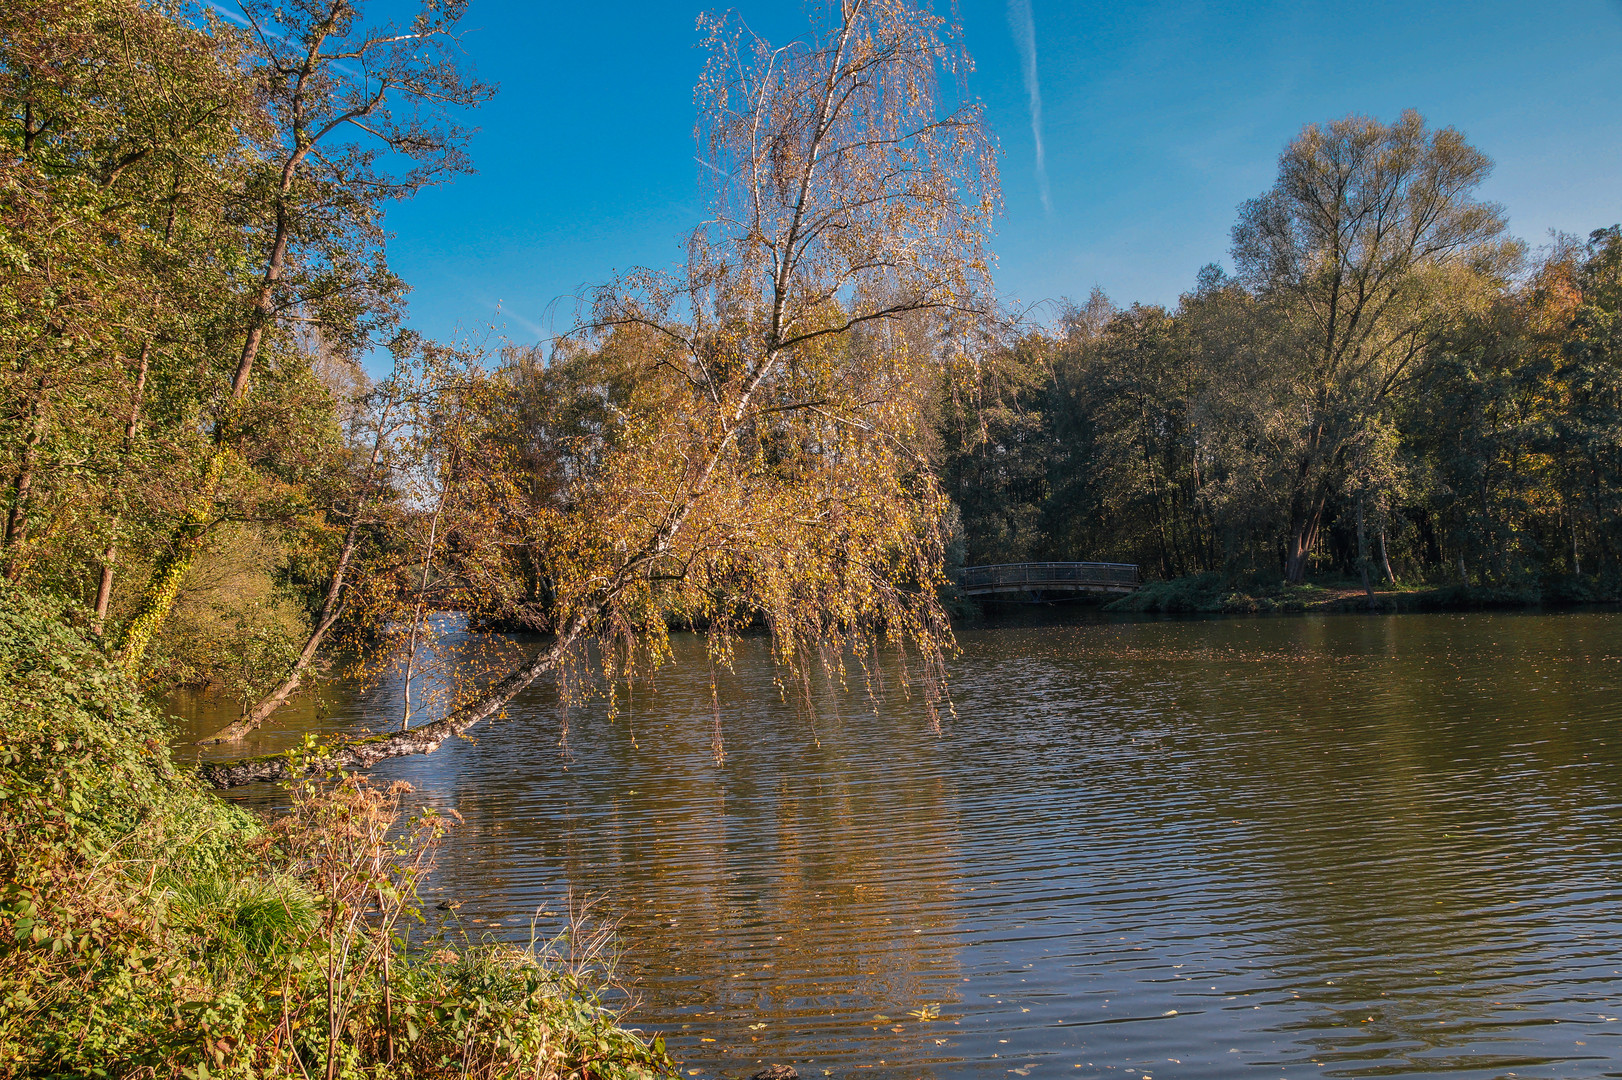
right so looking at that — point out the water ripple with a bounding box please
[175,611,1622,1079]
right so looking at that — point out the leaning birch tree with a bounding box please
[206,0,998,785]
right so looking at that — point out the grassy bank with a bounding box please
[1100,571,1622,615]
[0,585,675,1080]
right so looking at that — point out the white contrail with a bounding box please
[1006,0,1051,213]
[203,1,250,27]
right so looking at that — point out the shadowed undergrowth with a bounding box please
[1101,570,1622,614]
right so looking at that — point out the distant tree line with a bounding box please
[938,113,1622,594]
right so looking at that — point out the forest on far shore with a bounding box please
[940,201,1622,601]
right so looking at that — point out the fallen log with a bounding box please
[198,610,590,788]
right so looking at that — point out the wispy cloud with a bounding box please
[1006,0,1051,213]
[203,1,250,27]
[489,300,548,341]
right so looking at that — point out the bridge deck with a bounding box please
[958,561,1140,597]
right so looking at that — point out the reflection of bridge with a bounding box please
[957,561,1140,600]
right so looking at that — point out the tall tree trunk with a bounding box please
[1284,500,1324,584]
[91,554,116,631]
[1282,452,1321,584]
[1355,499,1375,604]
[1139,404,1174,578]
[93,339,154,632]
[1587,464,1611,569]
[1379,520,1396,585]
[115,186,299,673]
[94,171,181,633]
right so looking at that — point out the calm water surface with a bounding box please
[174,612,1622,1080]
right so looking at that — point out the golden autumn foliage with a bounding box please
[206,0,1001,783]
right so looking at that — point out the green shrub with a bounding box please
[1103,572,1227,613]
[0,584,675,1079]
[1414,581,1542,610]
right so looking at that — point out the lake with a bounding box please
[174,611,1622,1079]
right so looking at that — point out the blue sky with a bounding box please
[382,0,1622,348]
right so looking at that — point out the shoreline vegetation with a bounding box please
[0,585,676,1079]
[955,572,1622,618]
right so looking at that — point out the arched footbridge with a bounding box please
[957,561,1140,600]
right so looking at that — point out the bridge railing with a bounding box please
[958,561,1140,590]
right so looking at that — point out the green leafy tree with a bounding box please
[113,0,492,672]
[1556,226,1622,570]
[937,327,1055,566]
[1232,110,1516,581]
[0,0,261,602]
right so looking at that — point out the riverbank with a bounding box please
[1095,570,1622,614]
[0,585,674,1080]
